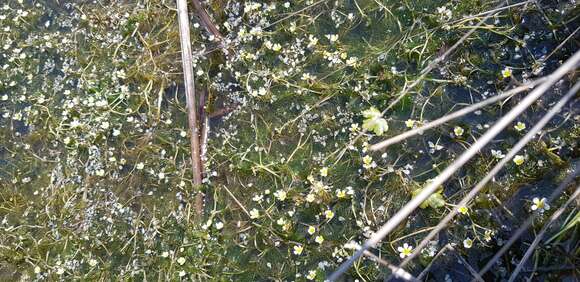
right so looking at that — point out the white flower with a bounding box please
[95,100,107,107]
[306,270,316,280]
[271,43,282,52]
[463,238,473,248]
[274,190,287,201]
[324,210,334,220]
[70,119,81,128]
[252,194,263,202]
[88,259,98,267]
[307,35,318,48]
[276,218,286,226]
[315,235,324,244]
[34,266,41,274]
[177,257,186,265]
[346,186,354,195]
[531,197,550,212]
[307,226,316,235]
[136,162,145,170]
[346,57,358,66]
[405,119,415,128]
[484,230,494,242]
[100,121,110,129]
[397,243,413,258]
[436,6,452,21]
[249,209,260,219]
[326,34,338,42]
[158,172,166,180]
[502,67,512,78]
[293,245,304,255]
[215,221,224,230]
[491,149,505,159]
[513,155,525,166]
[320,167,328,177]
[56,267,65,275]
[453,126,464,137]
[362,155,376,169]
[514,122,526,131]
[179,271,186,277]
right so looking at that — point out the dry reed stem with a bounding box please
[176,0,204,217]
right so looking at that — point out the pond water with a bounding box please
[0,0,578,281]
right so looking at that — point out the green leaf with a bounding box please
[362,107,389,136]
[411,181,446,209]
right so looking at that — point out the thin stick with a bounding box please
[192,0,227,51]
[450,246,484,282]
[449,0,533,25]
[508,186,580,282]
[221,185,251,218]
[348,243,417,282]
[332,1,507,164]
[176,0,204,216]
[476,167,579,279]
[393,81,580,273]
[363,251,417,282]
[417,244,452,280]
[328,51,580,281]
[542,25,580,63]
[370,78,546,151]
[380,1,507,115]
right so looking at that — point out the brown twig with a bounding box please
[176,0,204,217]
[191,0,227,51]
[191,0,223,39]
